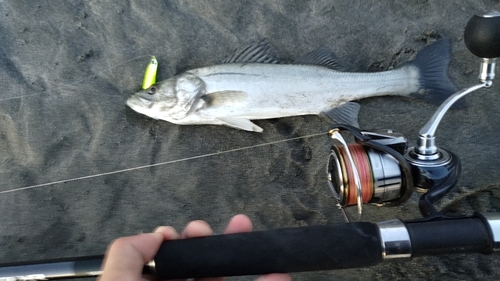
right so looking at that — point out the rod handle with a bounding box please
[153,223,382,280]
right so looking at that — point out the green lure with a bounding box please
[142,56,158,90]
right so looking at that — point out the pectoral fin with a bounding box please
[204,91,248,107]
[217,117,263,132]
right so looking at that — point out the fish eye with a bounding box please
[148,86,157,95]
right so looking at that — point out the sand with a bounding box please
[1,1,500,280]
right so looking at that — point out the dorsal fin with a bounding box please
[223,40,279,64]
[294,47,343,70]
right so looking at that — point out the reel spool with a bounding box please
[328,143,402,207]
[327,125,414,215]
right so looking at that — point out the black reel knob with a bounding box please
[464,11,500,58]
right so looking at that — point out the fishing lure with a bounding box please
[142,56,158,90]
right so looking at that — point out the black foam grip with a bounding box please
[406,217,492,257]
[153,223,382,279]
[464,14,500,58]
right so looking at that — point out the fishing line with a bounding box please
[0,132,327,195]
[64,55,151,87]
[0,55,151,103]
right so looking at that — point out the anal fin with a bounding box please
[321,102,361,128]
[217,117,263,132]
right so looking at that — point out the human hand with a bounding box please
[99,214,291,281]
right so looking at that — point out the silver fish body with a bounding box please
[187,63,419,116]
[127,39,457,132]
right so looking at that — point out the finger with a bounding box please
[99,232,163,281]
[154,225,180,240]
[181,220,213,239]
[181,221,220,281]
[195,215,254,281]
[225,216,291,281]
[153,226,184,281]
[254,273,292,281]
[224,214,253,234]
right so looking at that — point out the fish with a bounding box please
[126,39,458,132]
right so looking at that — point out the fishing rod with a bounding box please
[1,12,500,281]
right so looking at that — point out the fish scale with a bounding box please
[189,63,419,117]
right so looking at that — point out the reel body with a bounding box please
[327,124,461,217]
[406,148,461,217]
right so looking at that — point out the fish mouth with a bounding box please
[126,96,153,109]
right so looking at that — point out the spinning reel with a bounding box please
[327,11,500,218]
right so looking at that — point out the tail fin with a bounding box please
[406,38,461,107]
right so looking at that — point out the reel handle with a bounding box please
[464,12,500,58]
[410,12,498,160]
